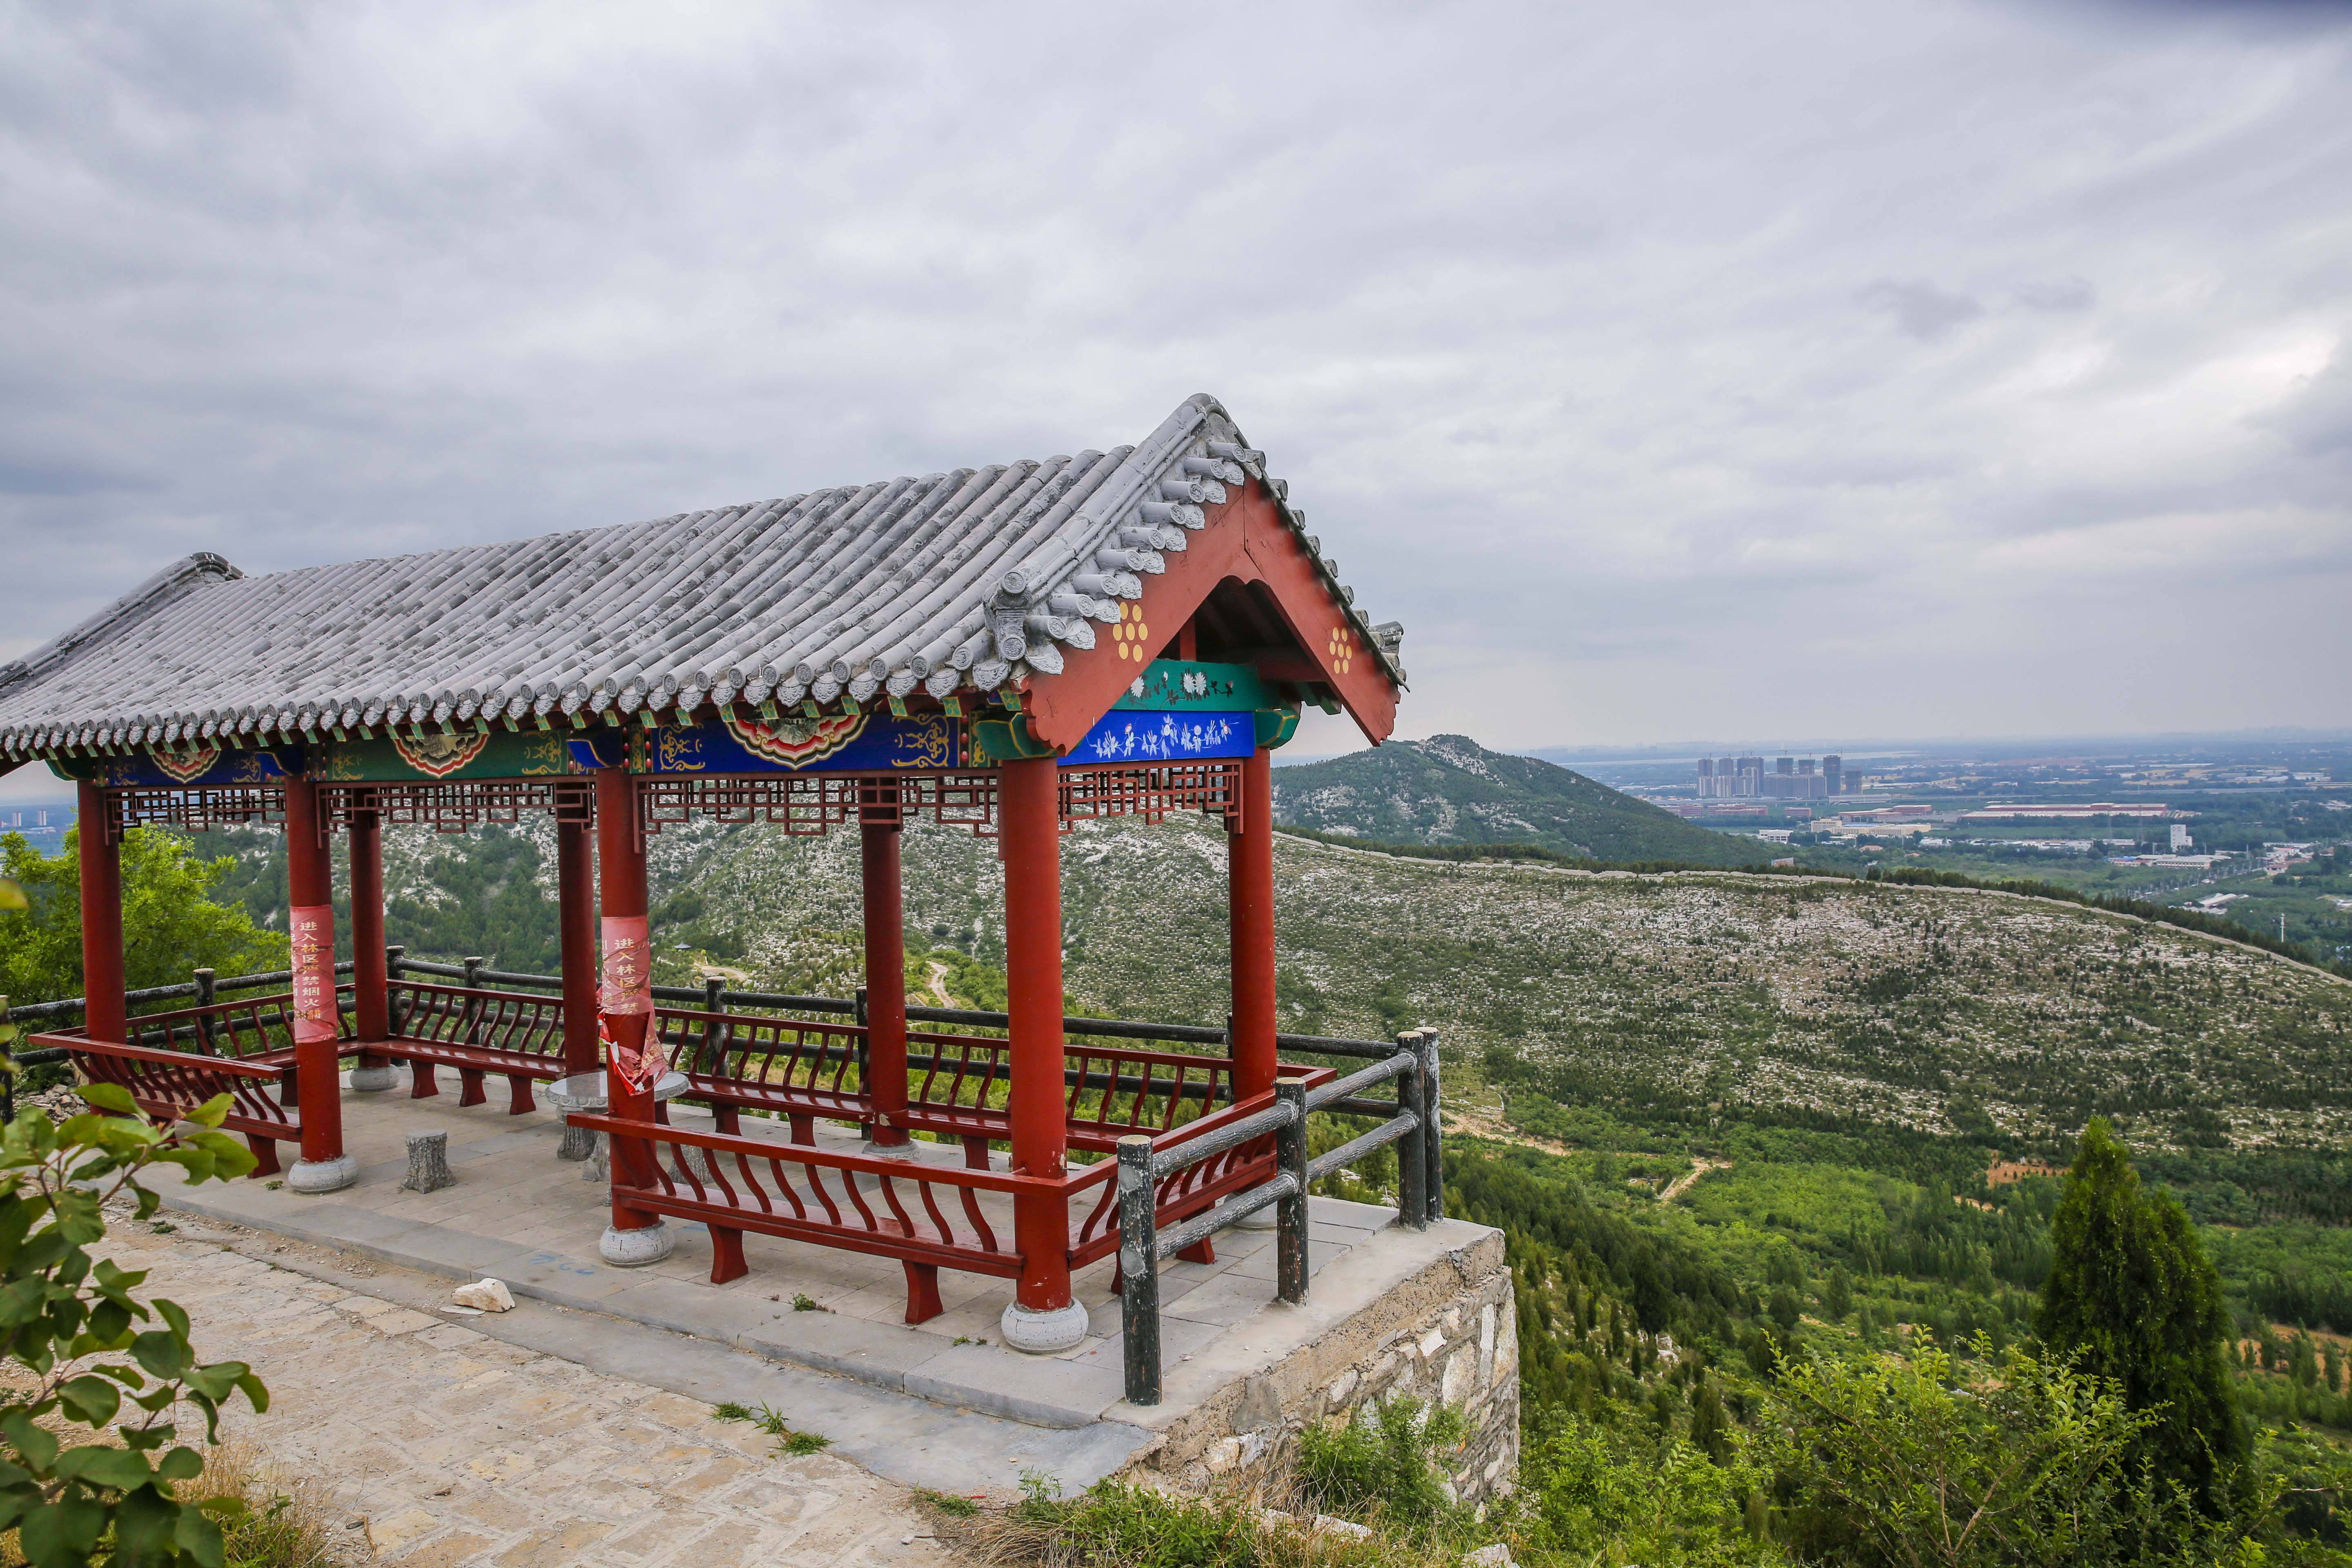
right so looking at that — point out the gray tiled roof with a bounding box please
[0,395,1405,757]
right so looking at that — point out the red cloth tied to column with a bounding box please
[289,903,339,1045]
[599,914,658,1093]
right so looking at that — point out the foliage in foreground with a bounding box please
[0,1083,266,1567]
[1757,1338,2250,1568]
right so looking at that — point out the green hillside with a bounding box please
[1272,734,1766,868]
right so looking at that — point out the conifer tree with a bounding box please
[2038,1118,2248,1517]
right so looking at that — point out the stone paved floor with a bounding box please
[98,1222,958,1568]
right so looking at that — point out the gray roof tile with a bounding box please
[0,395,1403,755]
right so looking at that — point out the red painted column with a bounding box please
[348,810,388,1046]
[1228,747,1278,1103]
[74,781,125,1047]
[557,817,599,1075]
[861,784,910,1147]
[284,775,350,1181]
[1000,757,1071,1314]
[595,766,665,1249]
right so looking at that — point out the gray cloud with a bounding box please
[0,0,2348,787]
[1859,280,1988,341]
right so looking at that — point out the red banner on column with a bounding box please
[599,915,652,1014]
[290,903,339,1045]
[600,915,658,1092]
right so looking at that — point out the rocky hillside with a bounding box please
[1272,734,1763,868]
[643,813,2352,1156]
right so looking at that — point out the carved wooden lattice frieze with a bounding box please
[635,772,999,840]
[107,785,286,842]
[1058,761,1242,831]
[318,779,592,833]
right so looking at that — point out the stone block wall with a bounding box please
[1126,1227,1519,1507]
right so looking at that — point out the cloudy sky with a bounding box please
[3,0,2350,781]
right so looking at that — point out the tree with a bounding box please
[0,1080,267,1564]
[2037,1118,2250,1519]
[0,829,286,1007]
[1822,1263,1853,1321]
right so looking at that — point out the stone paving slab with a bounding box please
[95,1222,970,1568]
[143,1076,1461,1437]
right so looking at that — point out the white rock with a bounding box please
[1311,1516,1372,1539]
[1467,1544,1514,1568]
[451,1278,515,1312]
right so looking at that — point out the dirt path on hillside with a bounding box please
[924,960,954,1007]
[1442,1089,1730,1204]
[1657,1158,1729,1204]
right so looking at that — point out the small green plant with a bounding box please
[1296,1396,1467,1528]
[913,1486,979,1517]
[0,1082,269,1566]
[791,1292,824,1312]
[711,1400,830,1458]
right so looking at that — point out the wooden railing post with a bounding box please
[192,968,218,1055]
[1117,1135,1161,1406]
[1274,1078,1310,1304]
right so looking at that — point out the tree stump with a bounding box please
[401,1130,454,1194]
[582,1134,608,1183]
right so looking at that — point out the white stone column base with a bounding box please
[1000,1298,1089,1354]
[599,1220,673,1267]
[347,1065,399,1093]
[287,1155,358,1194]
[858,1136,927,1160]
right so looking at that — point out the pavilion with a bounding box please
[0,393,1411,1356]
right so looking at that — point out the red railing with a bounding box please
[390,981,565,1060]
[651,1004,866,1124]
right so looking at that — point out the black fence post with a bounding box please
[1418,1029,1444,1224]
[1396,1032,1428,1230]
[461,956,485,1044]
[1275,1078,1310,1304]
[385,945,408,1037]
[701,976,725,1075]
[1118,1134,1161,1406]
[1,994,14,1126]
[193,968,218,1055]
[853,984,871,1128]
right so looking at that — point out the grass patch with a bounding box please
[712,1399,832,1458]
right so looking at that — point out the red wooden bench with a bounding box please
[33,990,317,1176]
[383,981,570,1114]
[567,1111,1107,1323]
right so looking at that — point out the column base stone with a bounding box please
[287,1155,358,1194]
[599,1220,674,1267]
[347,1065,399,1093]
[1000,1299,1090,1354]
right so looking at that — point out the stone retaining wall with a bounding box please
[1125,1229,1518,1506]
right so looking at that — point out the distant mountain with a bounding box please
[1268,734,1768,868]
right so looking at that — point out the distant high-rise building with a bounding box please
[1776,756,1794,775]
[1823,755,1843,795]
